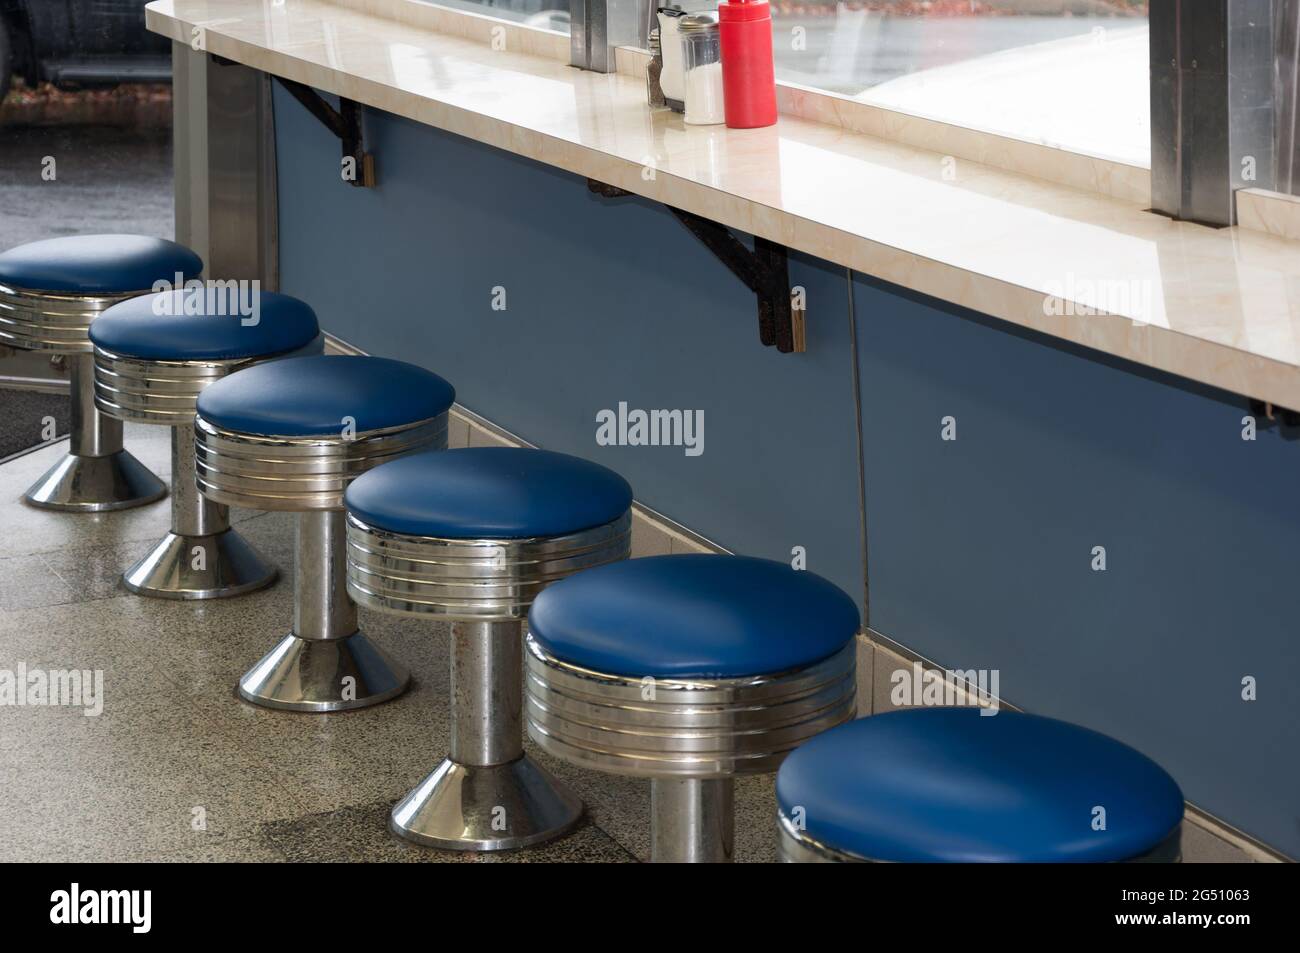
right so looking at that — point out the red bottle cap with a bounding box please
[718,0,770,23]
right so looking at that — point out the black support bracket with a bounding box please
[587,179,804,353]
[1248,400,1300,440]
[274,76,376,188]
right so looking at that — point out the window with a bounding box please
[774,1,1150,165]
[448,1,1157,165]
[435,0,572,33]
[657,1,1149,165]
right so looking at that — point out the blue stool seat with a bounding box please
[776,708,1184,863]
[528,554,860,678]
[345,447,634,540]
[196,355,455,436]
[90,288,319,361]
[0,234,203,294]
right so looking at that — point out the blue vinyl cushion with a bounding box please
[345,447,633,540]
[528,555,860,678]
[195,355,455,437]
[0,235,203,294]
[90,288,319,361]
[776,708,1185,863]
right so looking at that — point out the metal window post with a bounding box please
[172,42,279,285]
[1277,0,1300,196]
[570,0,654,73]
[1149,0,1276,225]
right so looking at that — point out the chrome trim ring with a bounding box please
[1130,827,1183,863]
[525,638,856,779]
[93,347,252,425]
[0,283,143,353]
[777,812,867,863]
[193,413,448,511]
[776,811,1183,863]
[346,512,632,621]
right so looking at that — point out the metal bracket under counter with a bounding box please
[587,179,806,354]
[270,75,376,188]
[1248,400,1300,440]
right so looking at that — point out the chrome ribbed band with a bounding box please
[193,413,447,511]
[525,639,856,779]
[346,512,632,621]
[776,812,1183,863]
[0,283,142,353]
[93,347,251,425]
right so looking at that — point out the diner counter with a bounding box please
[147,0,1300,409]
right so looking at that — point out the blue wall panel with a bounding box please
[855,276,1300,857]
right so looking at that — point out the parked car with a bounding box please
[0,0,170,102]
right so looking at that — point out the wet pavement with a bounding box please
[0,122,173,248]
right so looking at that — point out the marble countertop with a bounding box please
[147,0,1300,409]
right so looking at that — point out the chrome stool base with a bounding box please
[238,631,410,713]
[23,352,165,512]
[123,529,276,600]
[23,449,166,512]
[119,425,278,601]
[239,511,415,712]
[386,620,585,851]
[391,755,583,852]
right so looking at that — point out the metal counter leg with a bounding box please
[23,353,166,511]
[650,777,735,863]
[390,619,583,850]
[238,509,409,711]
[123,424,278,599]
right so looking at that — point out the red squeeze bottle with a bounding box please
[718,0,778,129]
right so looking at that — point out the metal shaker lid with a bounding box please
[679,12,719,33]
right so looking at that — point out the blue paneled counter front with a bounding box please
[273,85,1300,859]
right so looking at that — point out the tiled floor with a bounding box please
[0,424,1259,862]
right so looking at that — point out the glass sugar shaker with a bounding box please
[679,13,725,126]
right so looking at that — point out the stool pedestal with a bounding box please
[238,510,409,712]
[343,452,633,852]
[123,424,276,599]
[651,777,735,863]
[87,286,323,596]
[390,619,582,851]
[24,354,166,512]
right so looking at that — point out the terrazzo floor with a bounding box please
[0,424,779,863]
[0,424,1261,863]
